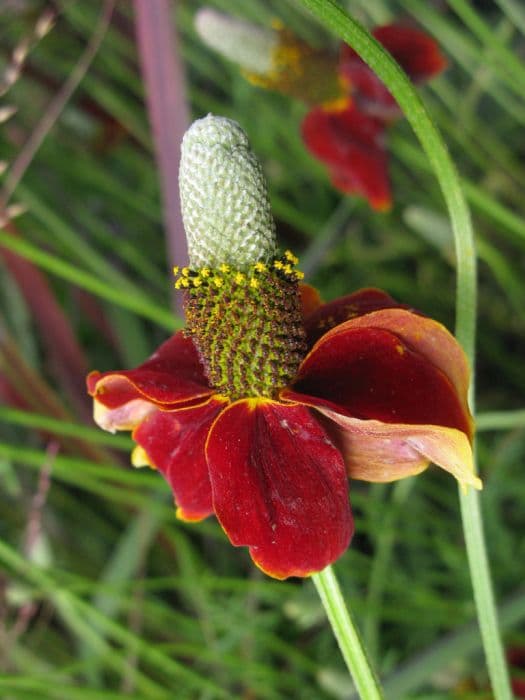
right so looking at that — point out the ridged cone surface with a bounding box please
[179,115,276,269]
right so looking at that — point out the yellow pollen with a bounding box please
[249,277,259,289]
[284,250,299,264]
[175,277,190,289]
[193,277,202,287]
[322,95,351,112]
[273,260,284,270]
[219,263,230,273]
[213,276,223,288]
[396,344,405,356]
[201,268,210,278]
[283,264,293,275]
[234,272,246,284]
[254,261,267,272]
[172,266,179,275]
[295,270,305,280]
[182,267,190,277]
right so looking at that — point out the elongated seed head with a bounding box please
[179,114,276,269]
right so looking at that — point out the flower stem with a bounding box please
[312,566,384,699]
[459,485,512,698]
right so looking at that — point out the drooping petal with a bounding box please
[291,324,472,436]
[301,105,391,210]
[327,308,472,417]
[340,24,446,121]
[314,409,481,491]
[133,397,227,521]
[87,332,213,432]
[303,287,408,346]
[206,399,353,579]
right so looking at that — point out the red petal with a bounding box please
[512,679,525,698]
[292,325,471,435]
[373,24,447,83]
[87,332,213,431]
[303,287,408,346]
[133,397,227,521]
[339,52,399,122]
[326,308,472,429]
[340,25,446,121]
[206,399,353,579]
[301,106,391,210]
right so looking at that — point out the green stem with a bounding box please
[312,566,384,699]
[459,485,511,696]
[297,1,511,696]
[477,409,525,431]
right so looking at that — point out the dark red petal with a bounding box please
[133,397,227,521]
[303,287,409,346]
[512,679,525,698]
[508,648,525,667]
[87,331,212,415]
[340,25,446,121]
[206,399,353,579]
[326,308,472,425]
[301,106,391,209]
[373,24,447,83]
[292,326,471,435]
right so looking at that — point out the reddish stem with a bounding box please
[133,0,190,316]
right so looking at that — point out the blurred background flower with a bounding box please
[195,8,447,208]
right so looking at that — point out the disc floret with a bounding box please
[174,252,306,400]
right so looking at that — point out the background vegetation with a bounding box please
[1,0,524,698]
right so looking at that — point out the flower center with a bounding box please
[175,252,307,401]
[243,25,343,105]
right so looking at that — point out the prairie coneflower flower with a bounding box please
[195,9,446,209]
[87,116,479,579]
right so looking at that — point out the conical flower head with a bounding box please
[179,114,276,269]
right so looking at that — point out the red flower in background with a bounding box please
[88,286,478,580]
[301,24,447,209]
[302,105,391,211]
